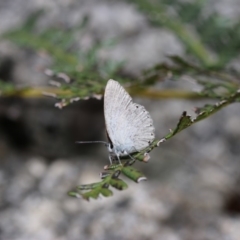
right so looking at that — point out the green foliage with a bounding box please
[143,56,239,98]
[1,11,125,105]
[165,89,240,139]
[0,81,16,96]
[128,0,240,68]
[68,161,145,200]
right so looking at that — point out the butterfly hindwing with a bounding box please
[104,79,155,155]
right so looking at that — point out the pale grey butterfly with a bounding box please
[77,79,155,164]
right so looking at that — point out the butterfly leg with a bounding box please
[116,154,122,165]
[108,155,113,165]
[127,154,136,163]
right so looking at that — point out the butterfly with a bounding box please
[77,79,155,164]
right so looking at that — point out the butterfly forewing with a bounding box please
[104,79,155,155]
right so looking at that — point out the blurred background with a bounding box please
[1,0,240,239]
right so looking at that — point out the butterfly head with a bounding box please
[107,142,113,153]
[107,143,129,157]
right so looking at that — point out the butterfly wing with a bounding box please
[104,79,155,155]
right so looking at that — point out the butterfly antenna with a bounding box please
[75,141,108,146]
